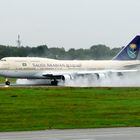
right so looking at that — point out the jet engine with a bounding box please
[96,73,106,80]
[61,75,72,81]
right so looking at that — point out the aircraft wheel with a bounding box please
[51,80,58,86]
[5,81,10,85]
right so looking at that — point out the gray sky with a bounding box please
[0,0,140,49]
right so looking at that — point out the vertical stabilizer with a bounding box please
[113,36,140,60]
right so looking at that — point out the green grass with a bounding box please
[0,87,140,131]
[0,77,16,84]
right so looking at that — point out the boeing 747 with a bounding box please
[0,36,140,86]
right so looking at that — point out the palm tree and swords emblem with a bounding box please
[127,44,137,59]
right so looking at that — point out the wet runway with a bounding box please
[0,83,55,88]
[0,127,140,140]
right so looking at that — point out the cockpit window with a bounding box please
[0,59,6,61]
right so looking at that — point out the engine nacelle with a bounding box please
[96,73,106,79]
[62,75,72,81]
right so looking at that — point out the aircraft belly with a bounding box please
[0,70,37,78]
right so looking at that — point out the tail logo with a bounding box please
[127,44,137,59]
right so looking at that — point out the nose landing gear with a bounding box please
[5,78,10,86]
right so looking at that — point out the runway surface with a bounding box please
[0,127,140,140]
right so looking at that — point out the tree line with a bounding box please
[0,44,121,60]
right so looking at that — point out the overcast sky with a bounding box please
[0,0,140,49]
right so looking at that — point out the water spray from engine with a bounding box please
[16,72,140,87]
[63,72,140,87]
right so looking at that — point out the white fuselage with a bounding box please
[0,57,139,78]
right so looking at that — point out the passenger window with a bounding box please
[1,59,6,61]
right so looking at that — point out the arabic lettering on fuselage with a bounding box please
[32,63,82,68]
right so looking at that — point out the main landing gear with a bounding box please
[51,79,58,86]
[5,78,10,86]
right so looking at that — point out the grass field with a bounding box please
[0,77,16,84]
[0,87,140,131]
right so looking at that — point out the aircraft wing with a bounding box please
[41,69,138,80]
[76,69,138,75]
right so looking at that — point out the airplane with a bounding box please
[0,35,140,86]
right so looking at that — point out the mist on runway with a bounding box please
[16,79,51,85]
[63,72,140,87]
[16,72,140,87]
